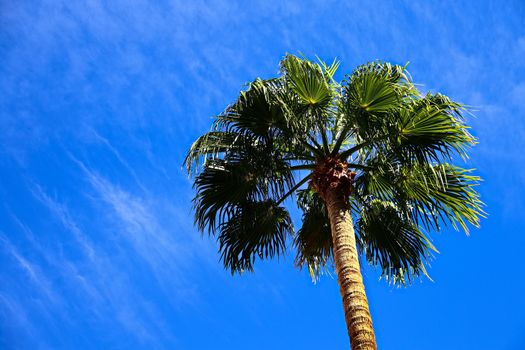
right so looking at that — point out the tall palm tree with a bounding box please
[184,54,483,349]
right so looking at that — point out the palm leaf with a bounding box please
[184,131,248,174]
[357,199,436,285]
[218,200,293,273]
[280,54,333,109]
[294,189,332,281]
[192,140,294,234]
[345,64,401,114]
[399,163,484,233]
[356,156,484,234]
[335,62,415,152]
[395,93,475,163]
[215,78,290,138]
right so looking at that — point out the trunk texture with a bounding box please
[325,188,377,350]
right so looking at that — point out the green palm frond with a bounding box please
[356,157,484,234]
[294,189,332,281]
[345,62,404,114]
[215,78,290,138]
[210,75,324,160]
[357,199,437,285]
[280,54,333,109]
[334,62,414,153]
[193,140,294,234]
[218,200,293,273]
[399,163,484,233]
[184,130,248,174]
[353,152,399,202]
[316,56,341,84]
[395,94,475,163]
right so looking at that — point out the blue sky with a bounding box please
[1,1,524,349]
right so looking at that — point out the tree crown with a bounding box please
[185,54,484,285]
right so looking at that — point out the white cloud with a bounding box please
[70,155,217,307]
[0,234,58,305]
[7,182,182,345]
[30,184,97,260]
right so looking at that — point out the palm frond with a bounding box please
[345,62,405,114]
[294,189,332,281]
[211,76,324,159]
[357,199,437,285]
[356,157,484,233]
[335,62,415,153]
[215,78,290,138]
[218,200,293,273]
[184,131,248,174]
[280,54,333,110]
[395,93,475,163]
[399,163,484,233]
[192,140,294,234]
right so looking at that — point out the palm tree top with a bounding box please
[185,54,484,285]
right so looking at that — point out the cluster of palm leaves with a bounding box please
[184,54,483,285]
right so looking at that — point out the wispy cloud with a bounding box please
[4,180,183,346]
[0,234,58,305]
[30,184,96,260]
[75,156,209,303]
[87,129,148,193]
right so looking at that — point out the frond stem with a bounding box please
[298,139,324,157]
[331,125,352,156]
[283,156,316,162]
[320,124,331,154]
[347,163,374,171]
[276,174,312,206]
[289,164,316,171]
[307,135,323,151]
[339,141,373,159]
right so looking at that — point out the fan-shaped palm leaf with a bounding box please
[218,200,293,272]
[396,95,474,163]
[357,199,436,285]
[294,189,332,280]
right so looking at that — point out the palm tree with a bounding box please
[184,54,483,349]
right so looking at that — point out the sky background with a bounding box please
[1,1,524,349]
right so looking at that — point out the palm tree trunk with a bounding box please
[325,187,377,349]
